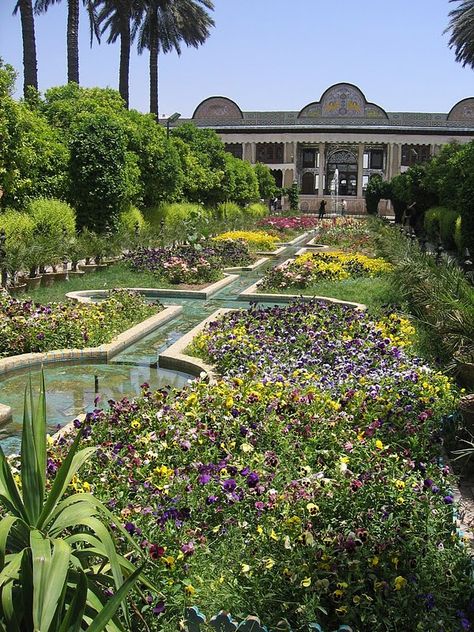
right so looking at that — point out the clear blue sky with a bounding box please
[1,0,473,118]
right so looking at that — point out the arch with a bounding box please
[447,97,474,121]
[298,83,388,119]
[192,96,243,120]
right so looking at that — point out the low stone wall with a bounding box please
[159,309,233,381]
[66,276,239,303]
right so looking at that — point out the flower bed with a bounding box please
[317,218,377,255]
[213,231,279,252]
[258,251,392,290]
[124,241,252,285]
[257,215,319,237]
[48,301,472,631]
[0,289,162,357]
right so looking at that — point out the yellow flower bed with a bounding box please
[213,231,279,252]
[294,251,393,279]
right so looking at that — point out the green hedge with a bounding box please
[439,208,460,251]
[118,206,147,235]
[244,202,268,220]
[423,207,442,241]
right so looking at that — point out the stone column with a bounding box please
[318,142,325,197]
[250,142,257,164]
[357,142,364,197]
[385,143,392,180]
[243,142,251,162]
[283,168,294,188]
[392,144,401,176]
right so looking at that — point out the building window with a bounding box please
[363,153,369,169]
[302,149,316,168]
[256,143,284,164]
[362,175,369,191]
[224,143,243,159]
[401,144,431,167]
[370,149,384,169]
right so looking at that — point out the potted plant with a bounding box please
[65,233,85,276]
[23,242,46,290]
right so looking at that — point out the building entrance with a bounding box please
[326,150,357,196]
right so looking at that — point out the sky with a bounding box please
[0,0,473,119]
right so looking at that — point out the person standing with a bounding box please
[341,199,347,216]
[318,199,327,220]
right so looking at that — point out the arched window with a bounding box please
[302,172,315,194]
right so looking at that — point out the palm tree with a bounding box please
[13,0,39,96]
[445,0,474,69]
[34,0,100,84]
[136,0,214,120]
[94,0,140,108]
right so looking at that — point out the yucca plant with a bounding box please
[0,372,151,631]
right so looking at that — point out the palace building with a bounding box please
[177,83,474,213]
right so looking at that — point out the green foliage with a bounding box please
[424,207,442,241]
[254,162,277,199]
[118,205,147,235]
[69,114,131,232]
[222,153,259,206]
[374,220,474,372]
[172,123,228,206]
[26,197,76,237]
[244,202,268,220]
[0,59,16,99]
[217,202,242,228]
[451,141,474,253]
[42,83,127,135]
[160,202,209,242]
[387,174,408,223]
[439,208,460,250]
[0,71,68,209]
[125,110,183,207]
[0,371,149,630]
[287,181,299,212]
[0,208,34,242]
[365,174,390,215]
[454,215,464,253]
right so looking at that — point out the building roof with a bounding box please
[178,83,474,133]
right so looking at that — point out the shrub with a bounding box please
[0,207,34,242]
[161,202,210,242]
[69,113,132,232]
[118,205,147,235]
[26,197,76,237]
[217,202,243,227]
[424,207,442,241]
[439,208,460,250]
[244,202,268,220]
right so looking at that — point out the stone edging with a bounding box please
[223,257,268,273]
[303,237,332,249]
[0,305,183,425]
[255,246,287,257]
[159,309,233,381]
[66,275,239,302]
[277,231,311,246]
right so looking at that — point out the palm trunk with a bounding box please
[67,0,80,83]
[119,18,131,109]
[149,28,159,120]
[18,0,38,96]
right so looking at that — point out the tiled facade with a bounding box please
[177,83,474,213]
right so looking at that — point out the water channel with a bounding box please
[0,237,310,454]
